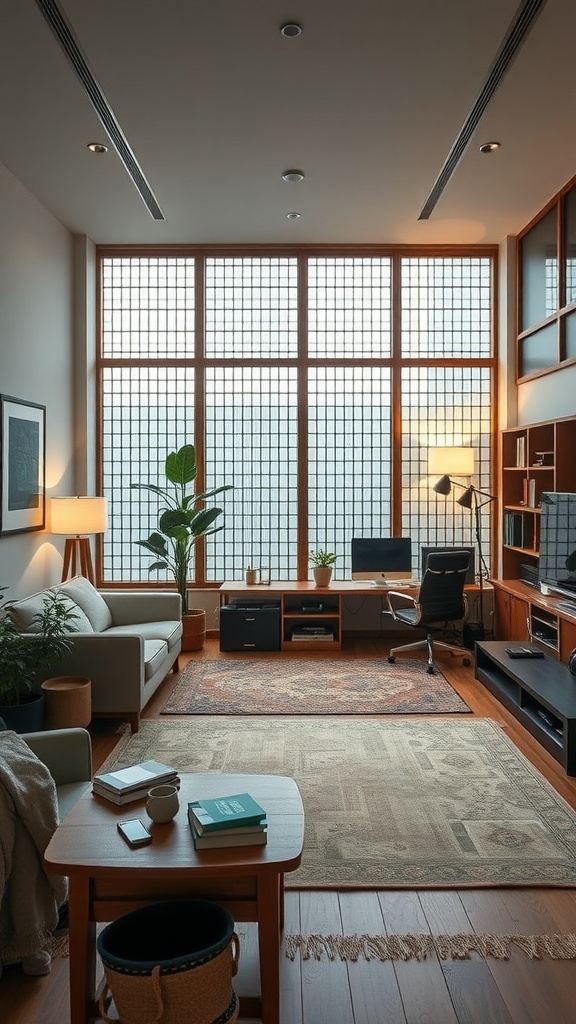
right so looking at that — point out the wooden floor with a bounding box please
[3,636,576,1024]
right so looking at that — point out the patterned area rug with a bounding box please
[161,658,471,715]
[101,718,576,888]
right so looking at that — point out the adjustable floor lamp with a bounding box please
[428,447,497,639]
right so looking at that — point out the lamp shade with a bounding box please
[51,496,108,535]
[428,446,474,477]
[457,486,475,510]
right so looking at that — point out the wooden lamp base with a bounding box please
[62,536,95,586]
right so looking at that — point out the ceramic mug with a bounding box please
[146,783,180,823]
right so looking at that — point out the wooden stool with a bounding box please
[41,676,92,729]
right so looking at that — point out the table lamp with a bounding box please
[51,496,108,585]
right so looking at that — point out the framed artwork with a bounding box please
[0,394,46,535]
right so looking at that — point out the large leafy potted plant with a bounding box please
[131,444,232,650]
[0,587,79,732]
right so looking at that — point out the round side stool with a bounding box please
[41,676,92,729]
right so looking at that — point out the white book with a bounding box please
[92,778,180,806]
[93,760,179,794]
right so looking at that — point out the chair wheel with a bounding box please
[463,657,471,667]
[427,666,435,674]
[388,655,396,663]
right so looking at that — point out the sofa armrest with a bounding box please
[22,727,92,785]
[102,591,182,626]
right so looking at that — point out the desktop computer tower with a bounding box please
[219,601,281,652]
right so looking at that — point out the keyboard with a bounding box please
[370,579,417,588]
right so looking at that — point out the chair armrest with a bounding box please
[385,591,418,620]
[103,591,182,626]
[22,727,92,785]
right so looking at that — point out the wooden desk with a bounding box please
[44,773,304,1024]
[220,579,419,652]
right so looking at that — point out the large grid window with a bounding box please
[98,250,496,586]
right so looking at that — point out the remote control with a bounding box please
[505,647,545,659]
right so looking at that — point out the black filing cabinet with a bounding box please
[219,602,281,652]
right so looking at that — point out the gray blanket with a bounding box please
[0,730,68,963]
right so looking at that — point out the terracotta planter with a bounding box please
[181,609,206,651]
[41,675,92,729]
[313,566,333,588]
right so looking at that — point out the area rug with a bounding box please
[161,658,471,715]
[100,717,576,889]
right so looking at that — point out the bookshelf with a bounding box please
[495,414,576,655]
[500,415,576,582]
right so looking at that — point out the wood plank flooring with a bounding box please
[3,637,576,1024]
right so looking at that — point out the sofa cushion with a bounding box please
[59,576,113,633]
[105,620,182,648]
[143,639,169,680]
[8,590,94,634]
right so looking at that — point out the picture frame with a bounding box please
[0,394,46,535]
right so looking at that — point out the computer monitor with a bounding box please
[351,537,412,581]
[420,545,476,585]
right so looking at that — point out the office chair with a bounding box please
[385,550,472,674]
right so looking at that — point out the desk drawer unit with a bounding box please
[219,603,281,651]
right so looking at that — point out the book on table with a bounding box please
[92,776,181,805]
[188,810,268,849]
[92,760,179,796]
[188,792,267,834]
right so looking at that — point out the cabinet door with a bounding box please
[494,587,529,640]
[509,595,530,641]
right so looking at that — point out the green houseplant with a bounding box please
[131,444,232,647]
[0,588,79,730]
[309,549,336,587]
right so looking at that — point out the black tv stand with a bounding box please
[474,641,576,774]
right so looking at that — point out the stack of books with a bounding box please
[188,791,267,849]
[92,760,180,805]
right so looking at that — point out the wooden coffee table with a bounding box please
[44,772,304,1024]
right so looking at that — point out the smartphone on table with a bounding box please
[117,819,153,847]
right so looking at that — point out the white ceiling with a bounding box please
[1,0,575,246]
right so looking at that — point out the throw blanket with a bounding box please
[0,731,68,963]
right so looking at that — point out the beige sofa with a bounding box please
[22,727,93,819]
[8,577,182,732]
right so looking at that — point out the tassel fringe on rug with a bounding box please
[284,932,576,962]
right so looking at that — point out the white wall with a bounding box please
[0,161,75,600]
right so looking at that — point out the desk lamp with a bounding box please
[428,447,496,639]
[51,496,108,586]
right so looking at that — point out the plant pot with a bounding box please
[313,566,333,588]
[182,608,206,651]
[41,675,92,729]
[0,691,45,733]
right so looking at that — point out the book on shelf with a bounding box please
[528,478,536,508]
[291,632,334,641]
[93,759,179,796]
[516,436,526,467]
[188,793,267,834]
[92,777,181,805]
[188,817,268,850]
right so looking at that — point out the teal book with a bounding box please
[188,792,267,833]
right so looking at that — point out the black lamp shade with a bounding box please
[457,486,474,509]
[432,475,452,496]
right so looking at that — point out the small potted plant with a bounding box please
[0,587,79,732]
[309,549,336,588]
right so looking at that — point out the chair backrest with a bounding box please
[417,550,471,624]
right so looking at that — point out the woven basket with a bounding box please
[97,899,239,1024]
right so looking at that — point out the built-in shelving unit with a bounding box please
[500,414,576,583]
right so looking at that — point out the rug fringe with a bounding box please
[284,932,576,962]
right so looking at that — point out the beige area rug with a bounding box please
[100,717,576,889]
[161,658,471,715]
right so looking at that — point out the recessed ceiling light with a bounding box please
[479,141,501,154]
[286,212,301,220]
[282,170,305,182]
[280,23,302,37]
[87,142,108,153]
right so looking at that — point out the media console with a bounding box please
[474,640,576,774]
